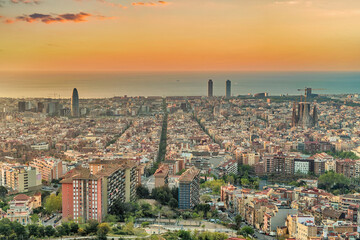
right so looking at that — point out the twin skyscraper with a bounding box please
[208,79,231,98]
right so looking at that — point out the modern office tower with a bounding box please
[61,160,138,223]
[46,102,61,116]
[178,166,200,209]
[208,79,213,97]
[71,88,80,117]
[18,101,26,112]
[37,102,44,113]
[226,80,231,98]
[291,102,318,128]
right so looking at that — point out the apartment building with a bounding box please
[5,193,41,225]
[61,160,138,223]
[30,157,63,182]
[178,166,200,209]
[0,164,42,193]
[336,159,356,178]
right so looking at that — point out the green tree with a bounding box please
[61,222,71,236]
[69,222,79,234]
[36,225,46,238]
[241,178,250,186]
[12,221,27,239]
[201,179,226,194]
[169,198,178,209]
[122,221,135,235]
[55,225,66,237]
[200,195,212,203]
[136,185,150,199]
[45,225,56,237]
[0,187,8,199]
[85,219,99,235]
[235,215,242,229]
[30,214,39,224]
[240,226,254,237]
[44,193,62,214]
[104,214,119,223]
[97,223,110,240]
[178,230,192,240]
[27,224,39,237]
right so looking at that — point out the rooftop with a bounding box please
[179,166,200,182]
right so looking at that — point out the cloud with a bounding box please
[10,0,40,4]
[74,0,169,8]
[132,1,169,6]
[4,12,113,24]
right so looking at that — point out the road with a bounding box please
[42,214,61,227]
[254,232,276,240]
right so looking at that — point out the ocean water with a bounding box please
[0,71,358,98]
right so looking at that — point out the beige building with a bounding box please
[1,164,42,193]
[154,164,169,188]
[5,193,41,225]
[30,157,63,182]
[297,221,317,240]
[286,215,316,240]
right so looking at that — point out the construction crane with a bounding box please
[297,87,325,102]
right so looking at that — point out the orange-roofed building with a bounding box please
[154,164,169,188]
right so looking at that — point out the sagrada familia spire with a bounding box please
[292,101,318,128]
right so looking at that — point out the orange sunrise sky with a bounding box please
[1,0,360,71]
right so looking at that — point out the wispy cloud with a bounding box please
[3,12,115,24]
[132,1,169,6]
[10,0,40,4]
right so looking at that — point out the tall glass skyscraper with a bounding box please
[71,88,80,117]
[226,80,231,98]
[208,79,213,97]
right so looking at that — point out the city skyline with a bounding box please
[1,0,360,72]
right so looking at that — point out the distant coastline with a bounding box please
[0,71,358,98]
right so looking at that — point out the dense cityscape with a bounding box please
[0,81,358,240]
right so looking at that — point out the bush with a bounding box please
[141,222,150,227]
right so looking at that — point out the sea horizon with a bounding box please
[0,71,359,98]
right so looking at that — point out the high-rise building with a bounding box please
[61,160,139,223]
[208,79,213,97]
[0,164,42,193]
[178,166,200,209]
[29,157,63,182]
[18,101,26,112]
[71,88,80,117]
[37,102,44,113]
[226,80,231,98]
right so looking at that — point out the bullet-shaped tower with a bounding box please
[71,88,80,117]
